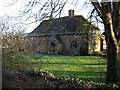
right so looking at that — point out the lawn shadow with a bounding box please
[49,70,106,82]
[32,61,106,66]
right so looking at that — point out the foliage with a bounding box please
[2,32,32,70]
[27,68,120,88]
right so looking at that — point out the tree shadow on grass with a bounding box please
[48,70,106,82]
[32,61,106,65]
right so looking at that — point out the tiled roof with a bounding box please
[28,15,92,36]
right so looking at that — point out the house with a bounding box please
[28,10,106,55]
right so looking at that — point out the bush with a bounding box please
[2,33,32,70]
[27,69,120,88]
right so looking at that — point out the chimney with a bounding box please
[68,10,74,16]
[48,13,53,20]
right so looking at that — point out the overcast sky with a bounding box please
[0,0,94,33]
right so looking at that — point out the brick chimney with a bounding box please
[68,10,74,16]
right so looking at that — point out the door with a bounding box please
[50,43,55,54]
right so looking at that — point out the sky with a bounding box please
[0,0,96,33]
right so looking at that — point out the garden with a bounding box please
[3,51,120,88]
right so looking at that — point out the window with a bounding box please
[70,41,77,49]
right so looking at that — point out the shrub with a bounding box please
[2,32,32,70]
[27,69,120,88]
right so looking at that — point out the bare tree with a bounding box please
[1,16,32,69]
[90,0,120,83]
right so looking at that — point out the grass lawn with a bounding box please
[29,53,107,82]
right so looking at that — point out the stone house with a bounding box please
[28,10,106,55]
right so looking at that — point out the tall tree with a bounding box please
[91,0,120,83]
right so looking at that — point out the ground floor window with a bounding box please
[70,41,77,49]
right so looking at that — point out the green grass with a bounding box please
[29,53,107,82]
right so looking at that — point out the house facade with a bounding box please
[28,10,106,55]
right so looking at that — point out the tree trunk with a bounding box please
[117,42,120,82]
[106,37,118,83]
[104,12,119,83]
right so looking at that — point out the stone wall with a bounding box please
[30,34,89,55]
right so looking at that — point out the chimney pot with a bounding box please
[68,10,74,16]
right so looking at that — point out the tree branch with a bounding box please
[91,1,103,20]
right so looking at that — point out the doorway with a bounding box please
[50,43,55,54]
